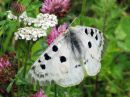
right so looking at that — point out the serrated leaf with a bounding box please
[115,16,130,52]
[115,25,126,40]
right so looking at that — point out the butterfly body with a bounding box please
[28,26,104,87]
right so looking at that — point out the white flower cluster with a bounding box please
[19,12,58,30]
[7,11,17,20]
[7,11,58,41]
[15,27,47,41]
[34,13,58,29]
[7,11,58,29]
[19,12,35,25]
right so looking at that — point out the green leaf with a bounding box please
[71,16,97,26]
[115,25,127,40]
[114,16,130,52]
[0,28,4,37]
[15,79,27,85]
[21,0,32,7]
[2,20,19,51]
[31,38,47,60]
[111,64,123,80]
[26,1,42,12]
[6,79,15,93]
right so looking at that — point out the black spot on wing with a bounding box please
[52,45,58,52]
[95,35,98,40]
[60,56,66,63]
[84,60,88,64]
[44,53,51,60]
[88,41,92,48]
[40,74,44,78]
[31,66,35,70]
[45,73,48,76]
[91,55,94,59]
[90,29,94,36]
[38,59,41,63]
[36,74,40,77]
[99,40,102,47]
[85,28,88,35]
[40,64,46,69]
[75,64,81,68]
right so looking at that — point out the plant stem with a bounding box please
[81,0,87,16]
[55,84,57,97]
[23,41,31,77]
[93,75,98,97]
[102,13,108,33]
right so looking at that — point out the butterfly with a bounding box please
[28,26,104,87]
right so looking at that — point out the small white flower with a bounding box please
[19,12,35,26]
[37,13,44,19]
[7,11,17,20]
[19,11,28,21]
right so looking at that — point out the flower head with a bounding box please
[7,11,17,20]
[19,12,58,28]
[47,23,68,45]
[0,55,11,69]
[7,11,58,29]
[41,0,70,17]
[28,90,47,97]
[19,11,35,25]
[11,1,25,14]
[34,13,58,29]
[0,53,17,84]
[14,27,47,41]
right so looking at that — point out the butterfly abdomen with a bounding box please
[65,28,84,60]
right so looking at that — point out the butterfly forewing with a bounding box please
[28,29,85,87]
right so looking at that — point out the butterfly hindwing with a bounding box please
[69,26,104,76]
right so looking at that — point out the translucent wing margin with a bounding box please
[70,26,104,76]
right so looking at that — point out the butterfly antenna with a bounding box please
[64,16,79,33]
[69,16,79,27]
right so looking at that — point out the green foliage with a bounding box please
[0,0,130,97]
[115,17,130,52]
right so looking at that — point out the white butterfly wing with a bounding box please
[28,31,84,87]
[70,26,104,76]
[28,26,104,87]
